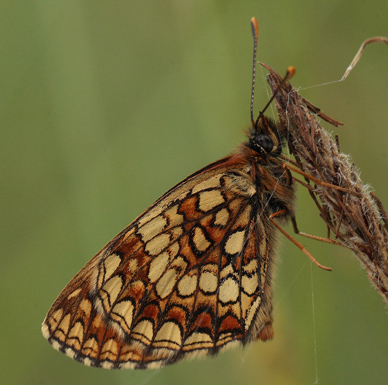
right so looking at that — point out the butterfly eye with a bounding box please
[250,134,274,154]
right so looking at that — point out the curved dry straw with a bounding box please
[263,64,388,306]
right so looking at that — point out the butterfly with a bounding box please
[42,17,327,370]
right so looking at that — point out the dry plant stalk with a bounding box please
[341,36,388,81]
[262,64,388,306]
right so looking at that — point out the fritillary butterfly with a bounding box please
[42,17,323,369]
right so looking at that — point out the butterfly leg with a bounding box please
[282,162,352,194]
[279,157,358,197]
[290,216,344,247]
[269,210,332,271]
[279,156,351,246]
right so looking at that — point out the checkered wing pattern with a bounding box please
[42,157,276,369]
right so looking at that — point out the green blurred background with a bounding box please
[2,1,388,384]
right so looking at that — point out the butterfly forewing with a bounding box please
[42,155,279,369]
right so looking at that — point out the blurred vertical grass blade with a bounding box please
[264,64,388,306]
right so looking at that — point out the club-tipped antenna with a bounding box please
[249,18,296,128]
[250,17,259,126]
[254,66,296,127]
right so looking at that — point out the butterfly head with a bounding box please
[247,114,284,158]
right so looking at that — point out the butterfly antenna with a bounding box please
[250,17,259,126]
[255,66,296,127]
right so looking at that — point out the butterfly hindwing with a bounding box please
[42,156,277,369]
